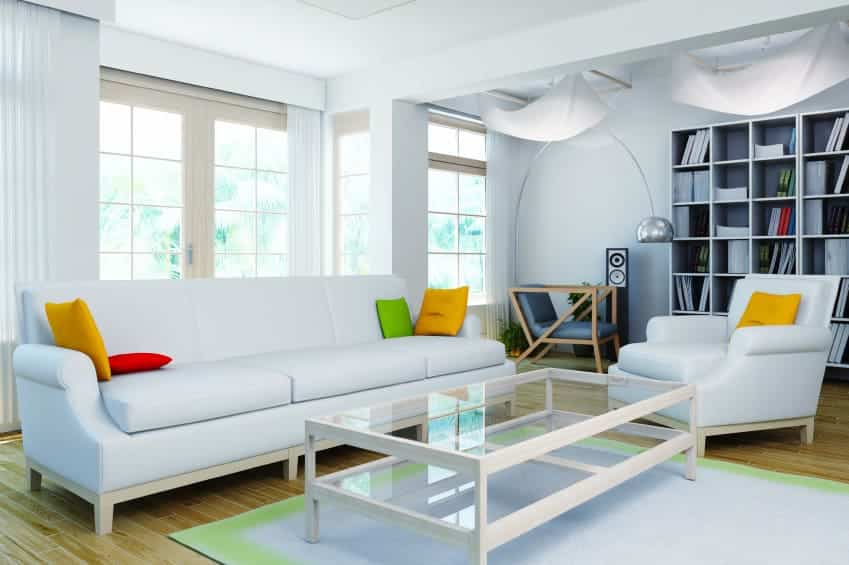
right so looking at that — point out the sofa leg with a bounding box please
[284,450,299,481]
[26,463,42,492]
[801,418,815,445]
[696,430,707,458]
[94,498,114,535]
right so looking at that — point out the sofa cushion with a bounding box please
[375,336,506,378]
[100,362,292,433]
[617,342,727,383]
[232,342,427,402]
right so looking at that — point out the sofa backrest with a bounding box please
[17,275,409,363]
[727,275,840,334]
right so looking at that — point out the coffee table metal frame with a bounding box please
[304,368,697,565]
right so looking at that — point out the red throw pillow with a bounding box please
[108,353,172,375]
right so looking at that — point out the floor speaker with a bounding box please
[605,248,629,345]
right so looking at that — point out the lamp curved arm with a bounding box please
[512,141,552,285]
[606,128,655,216]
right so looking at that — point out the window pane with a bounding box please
[428,253,458,289]
[428,169,458,213]
[257,128,287,172]
[215,121,255,168]
[459,130,486,161]
[100,204,130,252]
[258,213,288,254]
[133,253,181,280]
[133,107,182,160]
[215,166,256,210]
[215,211,256,253]
[459,174,485,215]
[258,254,288,277]
[100,101,130,154]
[428,213,457,252]
[341,254,368,276]
[428,123,458,155]
[460,255,485,294]
[215,254,256,278]
[100,254,131,280]
[100,154,131,202]
[341,215,368,254]
[340,132,370,175]
[133,206,181,253]
[258,171,288,213]
[133,157,182,206]
[459,216,485,252]
[340,175,369,214]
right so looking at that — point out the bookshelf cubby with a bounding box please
[672,108,849,368]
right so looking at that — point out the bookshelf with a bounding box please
[671,108,849,368]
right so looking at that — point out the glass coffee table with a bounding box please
[304,368,696,565]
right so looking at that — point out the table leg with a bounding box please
[686,393,697,481]
[470,464,487,565]
[304,430,320,542]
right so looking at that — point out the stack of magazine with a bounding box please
[833,279,849,318]
[674,276,709,312]
[673,170,709,202]
[758,242,795,274]
[828,323,849,365]
[824,112,849,152]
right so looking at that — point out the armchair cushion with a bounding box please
[531,320,617,340]
[617,342,727,383]
[516,285,557,328]
[647,315,727,344]
[729,325,832,357]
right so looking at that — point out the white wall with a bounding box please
[519,60,849,343]
[100,26,326,111]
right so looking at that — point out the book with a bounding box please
[834,155,849,194]
[827,118,844,152]
[826,239,849,274]
[698,278,710,312]
[728,240,748,273]
[681,135,695,165]
[675,277,685,311]
[839,323,849,363]
[693,170,709,201]
[696,129,710,163]
[829,324,843,362]
[837,112,849,152]
[836,279,849,318]
[754,143,784,158]
[674,208,690,237]
[788,127,797,154]
[768,242,780,274]
[806,161,830,195]
[805,200,823,235]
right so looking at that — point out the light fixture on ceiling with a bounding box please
[298,0,415,20]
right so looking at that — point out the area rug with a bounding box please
[171,437,849,565]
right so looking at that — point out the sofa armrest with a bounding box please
[728,325,832,357]
[457,313,482,338]
[14,344,98,391]
[646,315,727,344]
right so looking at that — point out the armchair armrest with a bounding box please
[646,316,727,344]
[728,325,832,357]
[457,313,482,338]
[13,344,98,391]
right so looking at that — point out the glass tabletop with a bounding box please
[312,368,687,456]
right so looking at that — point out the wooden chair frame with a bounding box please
[508,285,620,373]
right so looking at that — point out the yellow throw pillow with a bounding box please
[414,287,469,336]
[736,291,801,330]
[45,298,112,381]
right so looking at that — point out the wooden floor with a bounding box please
[0,365,846,563]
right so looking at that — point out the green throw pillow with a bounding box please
[376,298,413,338]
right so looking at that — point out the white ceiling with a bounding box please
[111,0,641,78]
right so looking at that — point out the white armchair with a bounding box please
[608,275,839,456]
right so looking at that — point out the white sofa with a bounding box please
[13,275,515,534]
[609,275,839,456]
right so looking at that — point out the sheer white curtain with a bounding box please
[288,105,322,276]
[0,0,60,430]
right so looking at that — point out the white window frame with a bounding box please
[427,114,488,304]
[334,111,370,275]
[99,69,288,280]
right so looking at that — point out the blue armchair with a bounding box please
[509,284,620,372]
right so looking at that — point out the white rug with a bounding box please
[171,438,849,564]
